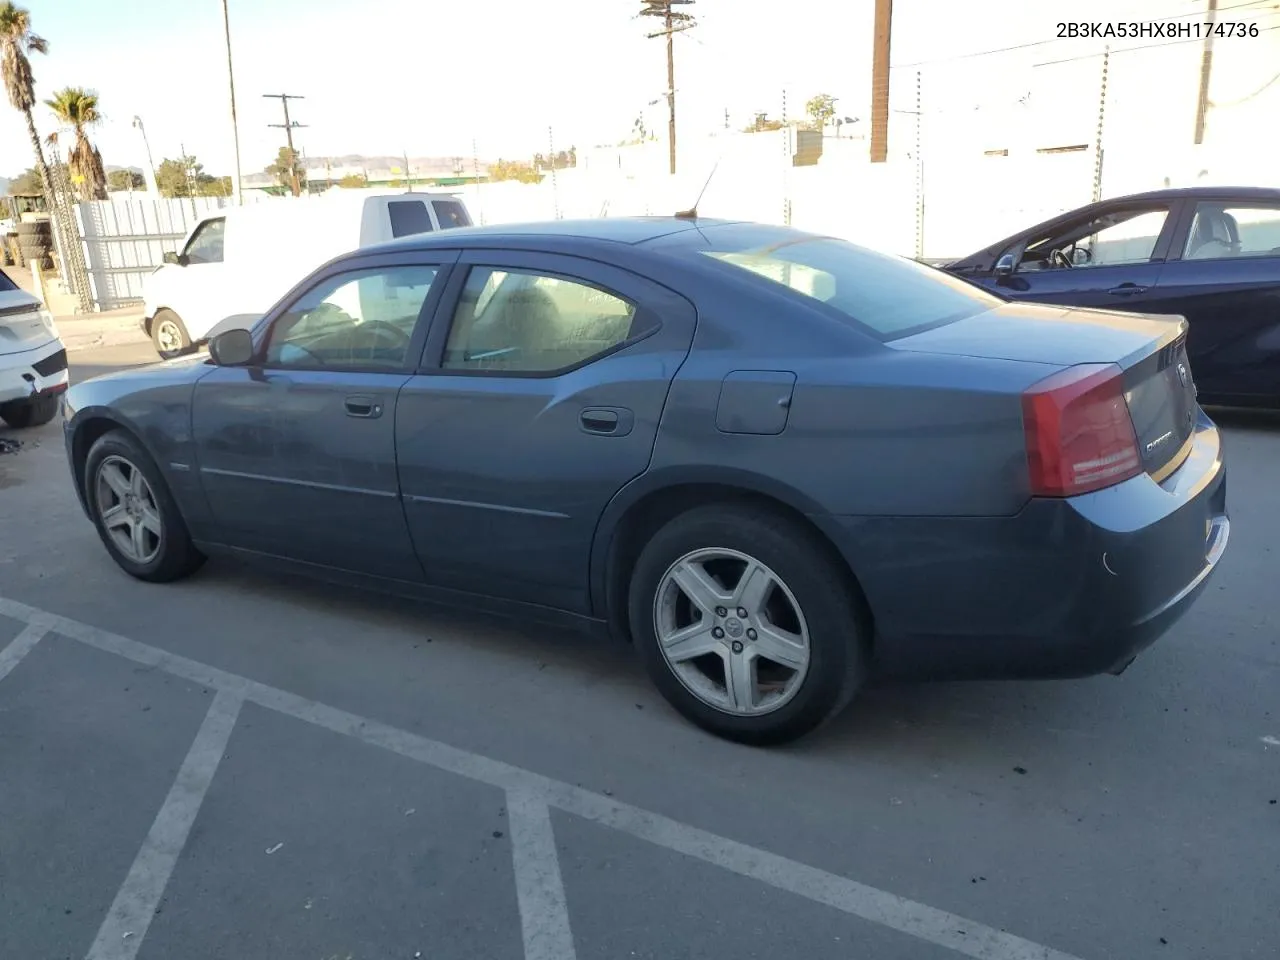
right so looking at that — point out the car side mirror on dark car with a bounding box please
[994,253,1017,284]
[208,328,254,367]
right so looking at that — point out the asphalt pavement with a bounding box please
[0,335,1277,960]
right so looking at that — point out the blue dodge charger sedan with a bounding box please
[61,217,1230,744]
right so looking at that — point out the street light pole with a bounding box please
[221,0,244,205]
[132,116,158,196]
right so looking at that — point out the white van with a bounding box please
[142,190,474,359]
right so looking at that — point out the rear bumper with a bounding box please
[822,412,1230,682]
[0,338,70,405]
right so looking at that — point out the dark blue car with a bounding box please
[942,187,1280,407]
[62,218,1230,745]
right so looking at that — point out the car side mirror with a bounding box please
[994,253,1017,284]
[162,251,187,267]
[208,328,254,366]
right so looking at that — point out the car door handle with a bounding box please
[1107,283,1147,296]
[344,395,383,419]
[580,409,620,434]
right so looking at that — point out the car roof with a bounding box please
[365,216,751,256]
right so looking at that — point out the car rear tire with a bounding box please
[628,504,869,746]
[84,429,206,583]
[151,309,192,360]
[0,394,60,429]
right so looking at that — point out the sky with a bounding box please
[1,0,1272,182]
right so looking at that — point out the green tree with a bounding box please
[44,86,107,199]
[338,173,367,188]
[489,158,541,184]
[106,169,145,192]
[7,164,41,193]
[265,146,305,195]
[805,93,836,131]
[0,2,54,207]
[156,155,200,197]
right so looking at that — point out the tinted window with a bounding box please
[699,236,1001,338]
[1183,202,1280,260]
[184,218,225,264]
[0,268,17,292]
[265,265,439,369]
[442,267,637,373]
[388,200,434,238]
[432,200,471,229]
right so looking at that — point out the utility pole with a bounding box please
[264,93,306,197]
[1193,0,1219,144]
[870,0,893,162]
[640,0,697,176]
[221,0,243,205]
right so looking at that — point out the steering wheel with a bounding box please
[346,320,413,358]
[1051,248,1074,269]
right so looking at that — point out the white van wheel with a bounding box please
[152,309,192,359]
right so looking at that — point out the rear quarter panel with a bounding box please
[645,289,1059,519]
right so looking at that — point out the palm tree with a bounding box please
[45,86,107,200]
[0,2,54,201]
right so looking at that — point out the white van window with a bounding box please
[432,199,471,229]
[184,218,225,264]
[388,201,434,238]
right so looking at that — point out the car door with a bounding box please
[1148,198,1280,402]
[168,216,230,337]
[978,202,1179,311]
[191,253,456,582]
[396,250,698,613]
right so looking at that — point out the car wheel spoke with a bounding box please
[101,463,130,498]
[139,506,163,537]
[724,651,756,713]
[733,561,773,618]
[670,560,732,615]
[661,622,722,663]
[101,503,130,530]
[752,622,807,671]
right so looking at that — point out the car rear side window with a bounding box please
[1182,202,1280,260]
[0,269,17,292]
[388,200,434,238]
[700,236,1002,339]
[432,200,471,229]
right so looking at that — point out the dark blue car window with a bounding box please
[700,236,1001,339]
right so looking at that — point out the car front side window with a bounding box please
[264,265,440,370]
[440,267,638,373]
[1019,207,1170,271]
[183,218,225,264]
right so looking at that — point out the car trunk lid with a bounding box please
[891,301,1199,482]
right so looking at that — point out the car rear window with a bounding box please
[388,200,434,238]
[432,199,471,229]
[700,235,1003,339]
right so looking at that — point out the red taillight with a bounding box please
[1022,363,1141,497]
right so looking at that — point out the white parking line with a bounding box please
[509,790,578,960]
[84,690,243,960]
[0,622,47,683]
[0,595,1089,960]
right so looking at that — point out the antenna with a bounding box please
[675,157,720,219]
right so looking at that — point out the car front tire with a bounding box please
[0,393,60,429]
[628,503,869,746]
[84,429,206,583]
[151,309,193,360]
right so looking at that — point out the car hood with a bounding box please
[889,300,1186,368]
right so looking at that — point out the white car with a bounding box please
[141,190,474,359]
[0,268,67,428]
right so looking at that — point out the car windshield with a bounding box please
[700,235,1003,339]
